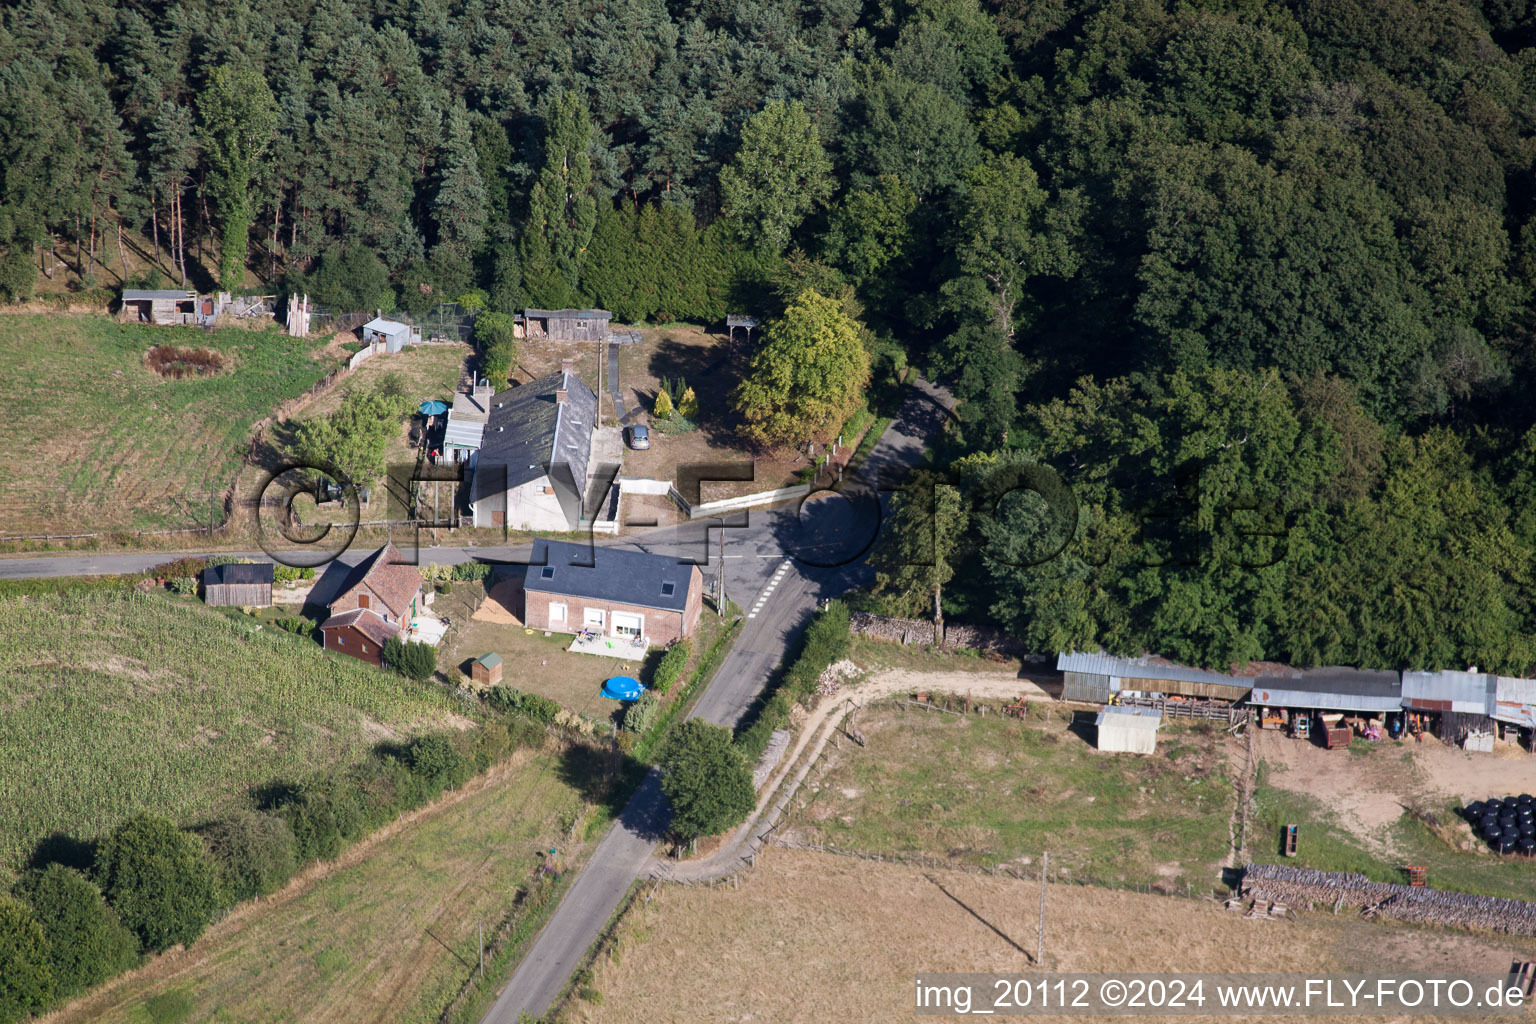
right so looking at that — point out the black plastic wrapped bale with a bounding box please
[1519,805,1533,821]
[1485,823,1504,841]
[1521,821,1535,837]
[1523,838,1536,856]
[1505,796,1522,810]
[1521,794,1534,805]
[1502,815,1519,829]
[1466,801,1486,820]
[1499,837,1518,854]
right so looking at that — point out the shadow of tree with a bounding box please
[25,832,97,874]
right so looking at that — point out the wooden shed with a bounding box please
[203,562,274,607]
[471,652,503,685]
[520,309,611,342]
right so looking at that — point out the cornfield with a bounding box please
[0,588,466,877]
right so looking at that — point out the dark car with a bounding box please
[625,424,651,450]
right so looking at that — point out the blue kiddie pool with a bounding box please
[601,676,645,701]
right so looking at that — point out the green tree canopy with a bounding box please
[0,894,53,1022]
[13,865,138,1000]
[719,100,834,253]
[197,64,277,288]
[520,91,597,308]
[93,814,220,954]
[734,289,872,449]
[659,720,755,842]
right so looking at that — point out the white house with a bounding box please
[467,360,596,531]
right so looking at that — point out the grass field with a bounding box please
[569,847,1536,1024]
[47,748,593,1024]
[0,314,329,534]
[788,705,1234,894]
[0,587,467,877]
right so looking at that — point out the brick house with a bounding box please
[522,540,703,645]
[320,543,423,665]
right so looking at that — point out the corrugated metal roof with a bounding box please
[1496,676,1536,705]
[1250,667,1401,712]
[362,317,411,336]
[1402,670,1495,715]
[443,420,485,448]
[1095,707,1162,728]
[1055,651,1254,688]
[123,289,193,300]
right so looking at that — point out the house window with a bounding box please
[337,635,345,645]
[661,582,675,597]
[549,602,567,624]
[584,607,605,630]
[362,644,369,653]
[358,593,371,610]
[541,486,554,495]
[613,612,644,639]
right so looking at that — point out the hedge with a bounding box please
[200,810,298,903]
[485,686,561,724]
[93,815,221,953]
[13,865,138,1000]
[649,640,692,695]
[734,601,849,761]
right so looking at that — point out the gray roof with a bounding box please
[203,562,273,586]
[1249,667,1402,712]
[523,308,611,320]
[362,317,411,336]
[470,370,597,500]
[1055,651,1255,688]
[1401,670,1496,715]
[1095,707,1162,729]
[123,289,193,300]
[525,540,694,612]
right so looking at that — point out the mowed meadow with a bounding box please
[0,587,466,878]
[0,313,329,534]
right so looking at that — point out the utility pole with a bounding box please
[717,529,725,616]
[1037,851,1048,965]
[479,920,484,977]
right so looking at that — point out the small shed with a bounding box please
[122,289,203,326]
[1402,669,1496,744]
[202,562,274,607]
[361,317,420,353]
[1095,706,1161,754]
[520,309,611,342]
[471,652,503,685]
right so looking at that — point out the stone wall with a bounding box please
[848,611,1033,658]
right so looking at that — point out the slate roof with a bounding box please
[203,562,273,586]
[524,540,694,612]
[321,608,398,646]
[330,543,421,618]
[470,370,597,501]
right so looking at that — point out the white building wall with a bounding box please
[472,477,569,531]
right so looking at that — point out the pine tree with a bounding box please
[148,102,199,286]
[653,387,674,420]
[432,104,487,262]
[519,91,597,308]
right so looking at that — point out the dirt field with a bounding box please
[43,748,593,1024]
[571,847,1536,1024]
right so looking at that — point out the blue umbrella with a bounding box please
[601,676,645,701]
[419,400,448,416]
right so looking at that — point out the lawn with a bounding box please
[1251,763,1536,900]
[788,706,1235,894]
[47,749,593,1024]
[0,313,331,534]
[0,587,467,878]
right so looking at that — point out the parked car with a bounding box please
[625,424,651,449]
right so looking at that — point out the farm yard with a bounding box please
[0,586,467,880]
[44,748,596,1024]
[570,847,1536,1024]
[0,314,331,535]
[783,701,1235,895]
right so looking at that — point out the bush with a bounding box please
[271,565,315,585]
[485,686,560,724]
[0,893,53,1022]
[168,576,198,595]
[659,720,756,842]
[405,733,470,791]
[274,615,316,640]
[735,601,848,760]
[275,784,345,863]
[650,641,692,694]
[439,581,453,596]
[199,810,298,903]
[13,864,138,999]
[623,691,661,734]
[452,561,491,581]
[307,245,393,312]
[383,637,438,681]
[93,815,220,953]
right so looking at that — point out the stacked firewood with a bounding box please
[1244,863,1536,935]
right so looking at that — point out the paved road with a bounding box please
[480,382,952,1023]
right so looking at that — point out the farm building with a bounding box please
[1055,651,1254,703]
[1402,670,1497,748]
[1248,667,1402,715]
[361,316,421,352]
[320,543,424,666]
[121,289,221,327]
[467,361,597,532]
[471,652,502,685]
[1492,676,1536,750]
[518,308,611,342]
[1095,706,1161,754]
[202,562,273,607]
[443,379,493,465]
[522,540,704,645]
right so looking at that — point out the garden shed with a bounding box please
[471,652,503,685]
[202,562,273,607]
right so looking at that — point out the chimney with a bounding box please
[555,386,568,404]
[561,357,574,375]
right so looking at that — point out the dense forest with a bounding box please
[4,0,1536,671]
